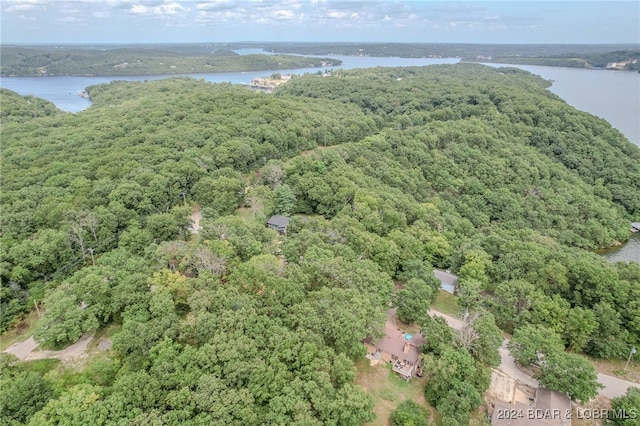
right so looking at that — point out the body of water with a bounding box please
[2,54,638,147]
[483,63,640,147]
[1,52,638,262]
[0,54,458,113]
[597,232,640,264]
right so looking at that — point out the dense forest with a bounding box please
[1,63,639,425]
[0,46,340,77]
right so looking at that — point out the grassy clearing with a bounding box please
[431,290,462,317]
[355,358,433,426]
[235,206,262,222]
[0,309,41,351]
[20,358,61,375]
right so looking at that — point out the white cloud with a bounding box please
[129,1,187,15]
[129,4,150,14]
[196,1,232,11]
[326,10,346,19]
[57,16,84,23]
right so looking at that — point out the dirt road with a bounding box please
[3,332,94,363]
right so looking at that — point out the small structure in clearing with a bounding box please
[433,269,459,294]
[631,222,640,232]
[267,215,290,235]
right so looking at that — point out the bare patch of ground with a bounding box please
[355,358,432,426]
[3,332,96,368]
[571,395,611,426]
[189,210,202,234]
[590,356,640,384]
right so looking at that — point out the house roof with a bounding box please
[433,269,459,286]
[632,222,640,229]
[267,215,290,228]
[370,316,426,365]
[491,388,571,426]
[433,269,459,294]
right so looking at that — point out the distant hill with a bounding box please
[0,45,340,77]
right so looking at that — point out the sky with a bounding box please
[1,0,639,44]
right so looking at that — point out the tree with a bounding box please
[609,387,640,426]
[145,212,179,242]
[469,312,503,367]
[423,348,488,424]
[35,282,99,347]
[456,279,482,313]
[490,279,541,333]
[535,351,603,403]
[0,367,54,425]
[192,176,245,217]
[395,278,434,324]
[27,384,106,426]
[261,163,284,189]
[586,301,629,358]
[563,307,597,352]
[418,315,453,356]
[273,183,297,216]
[508,324,564,367]
[457,249,491,289]
[390,400,430,426]
[436,380,482,426]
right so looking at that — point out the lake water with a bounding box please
[483,63,640,148]
[597,232,640,264]
[1,52,638,262]
[0,55,459,114]
[2,54,638,147]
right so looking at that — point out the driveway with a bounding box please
[429,308,639,399]
[3,332,94,363]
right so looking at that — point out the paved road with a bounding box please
[4,336,39,360]
[429,309,639,399]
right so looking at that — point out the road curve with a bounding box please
[428,308,639,399]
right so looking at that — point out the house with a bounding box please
[267,215,290,234]
[364,315,426,380]
[631,222,640,232]
[491,387,571,426]
[433,269,459,294]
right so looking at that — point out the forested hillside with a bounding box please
[0,46,340,77]
[1,63,639,425]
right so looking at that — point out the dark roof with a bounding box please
[267,215,290,228]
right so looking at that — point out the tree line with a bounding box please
[0,46,341,77]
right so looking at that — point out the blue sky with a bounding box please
[1,1,638,44]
